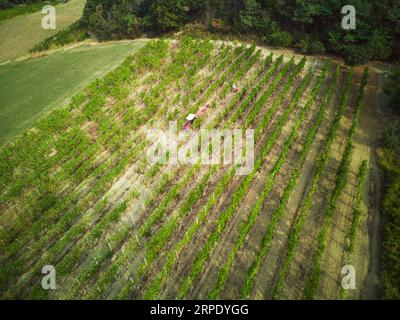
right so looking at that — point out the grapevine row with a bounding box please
[239,65,339,299]
[302,68,369,300]
[142,57,304,300]
[1,38,222,296]
[270,70,354,300]
[116,54,280,299]
[175,57,307,299]
[340,159,368,299]
[55,44,261,299]
[208,60,331,299]
[82,48,271,299]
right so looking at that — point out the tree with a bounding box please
[88,5,115,39]
[0,0,13,9]
[145,0,187,33]
[342,45,370,65]
[239,0,262,33]
[79,0,399,65]
[384,68,400,112]
[369,29,391,60]
[268,30,293,47]
[296,36,325,55]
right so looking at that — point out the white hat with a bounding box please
[186,114,197,121]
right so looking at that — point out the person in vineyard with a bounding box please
[232,83,238,93]
[184,113,197,130]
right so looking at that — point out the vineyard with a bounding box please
[0,38,379,300]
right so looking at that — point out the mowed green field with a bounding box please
[0,41,146,145]
[0,0,85,62]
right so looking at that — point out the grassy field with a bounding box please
[0,41,145,145]
[0,39,381,300]
[0,0,85,62]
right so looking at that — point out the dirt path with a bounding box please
[354,69,386,299]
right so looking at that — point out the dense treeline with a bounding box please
[378,69,400,299]
[385,69,400,113]
[378,122,400,299]
[80,0,400,65]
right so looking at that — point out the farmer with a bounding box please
[184,114,197,130]
[232,83,238,93]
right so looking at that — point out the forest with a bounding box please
[77,0,400,65]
